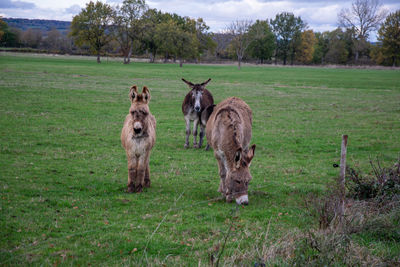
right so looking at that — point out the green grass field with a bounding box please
[1,53,399,266]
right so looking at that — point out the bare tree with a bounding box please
[338,0,388,61]
[227,20,253,69]
[212,33,234,60]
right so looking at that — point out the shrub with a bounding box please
[346,158,400,200]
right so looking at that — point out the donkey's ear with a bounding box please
[235,148,242,169]
[142,86,151,103]
[129,85,138,102]
[201,78,211,87]
[247,144,256,162]
[182,78,194,88]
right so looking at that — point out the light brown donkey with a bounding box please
[206,97,256,205]
[121,85,156,193]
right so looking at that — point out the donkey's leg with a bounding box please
[198,124,205,148]
[144,167,150,188]
[192,118,199,148]
[184,116,191,148]
[144,154,151,188]
[127,157,138,193]
[135,155,149,193]
[215,153,227,195]
[205,144,210,151]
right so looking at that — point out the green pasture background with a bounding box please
[1,53,399,265]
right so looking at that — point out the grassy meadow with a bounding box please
[1,53,400,265]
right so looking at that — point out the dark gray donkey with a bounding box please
[181,78,214,149]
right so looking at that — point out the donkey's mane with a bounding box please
[215,107,242,148]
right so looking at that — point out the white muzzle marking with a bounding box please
[236,195,248,205]
[133,121,142,129]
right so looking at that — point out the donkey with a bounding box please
[181,78,214,149]
[121,85,156,193]
[206,97,256,205]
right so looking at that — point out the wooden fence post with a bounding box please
[339,135,348,217]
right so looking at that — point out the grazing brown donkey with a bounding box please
[182,78,214,149]
[206,97,256,205]
[121,85,156,193]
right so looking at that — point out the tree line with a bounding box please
[1,0,399,67]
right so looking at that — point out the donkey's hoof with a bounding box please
[205,144,210,151]
[193,143,199,148]
[135,185,143,193]
[127,185,135,193]
[184,144,190,148]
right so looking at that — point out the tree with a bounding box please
[0,19,20,47]
[270,12,306,65]
[44,28,62,51]
[313,31,329,64]
[325,28,351,64]
[194,18,216,61]
[296,30,316,64]
[70,1,114,63]
[246,20,275,64]
[154,14,199,67]
[0,19,6,42]
[338,0,388,61]
[21,28,42,48]
[174,25,198,67]
[141,8,164,62]
[113,0,147,64]
[377,10,400,66]
[212,33,234,59]
[227,19,253,69]
[154,18,178,62]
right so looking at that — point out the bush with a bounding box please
[346,158,400,200]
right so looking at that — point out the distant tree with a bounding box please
[313,31,330,64]
[377,10,400,66]
[227,19,253,69]
[154,15,198,67]
[0,19,20,47]
[69,1,114,63]
[338,0,388,61]
[212,33,234,59]
[325,28,350,64]
[296,30,317,64]
[113,0,147,64]
[246,20,275,64]
[194,18,216,60]
[141,8,164,62]
[21,28,43,48]
[154,18,178,62]
[0,19,6,42]
[44,28,62,51]
[370,42,385,65]
[270,12,306,65]
[174,24,198,67]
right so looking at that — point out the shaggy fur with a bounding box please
[206,97,256,205]
[121,85,156,193]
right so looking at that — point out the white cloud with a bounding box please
[0,0,399,39]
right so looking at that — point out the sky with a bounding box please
[1,0,399,39]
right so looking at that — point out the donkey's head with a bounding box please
[182,78,211,113]
[128,85,151,137]
[227,144,256,205]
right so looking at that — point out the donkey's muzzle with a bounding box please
[194,106,201,112]
[134,127,142,134]
[236,195,249,205]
